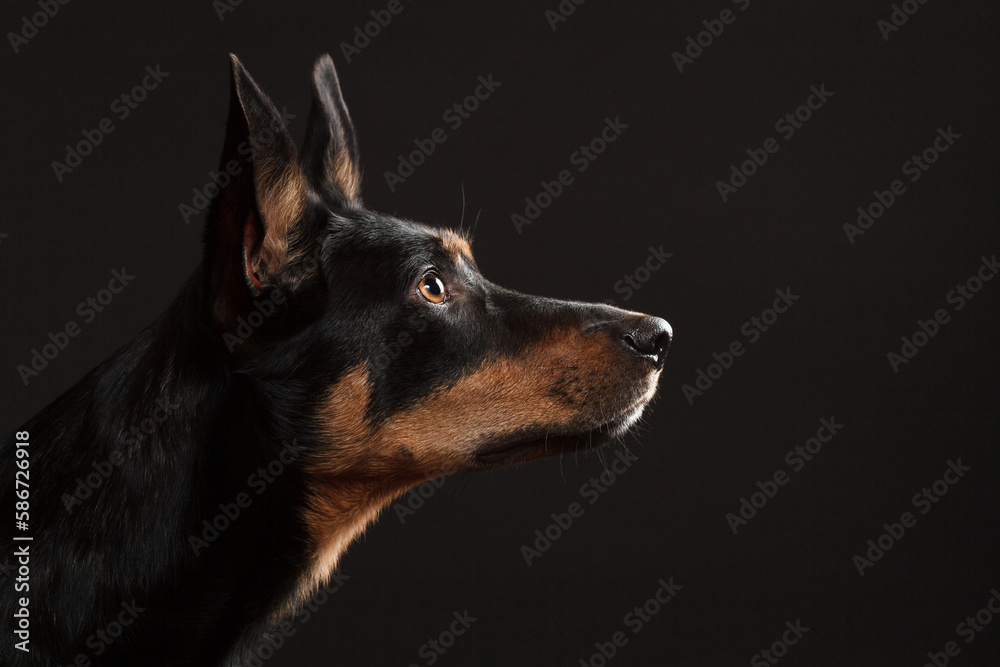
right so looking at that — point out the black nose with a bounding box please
[623,316,672,369]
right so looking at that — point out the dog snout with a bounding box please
[622,316,672,370]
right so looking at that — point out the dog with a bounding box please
[0,54,671,666]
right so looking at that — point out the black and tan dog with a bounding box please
[0,54,671,665]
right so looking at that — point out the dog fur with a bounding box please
[0,54,671,666]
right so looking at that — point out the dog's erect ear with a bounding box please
[204,54,313,329]
[301,54,362,204]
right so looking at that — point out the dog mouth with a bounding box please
[473,405,646,468]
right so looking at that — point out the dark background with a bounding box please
[1,0,998,665]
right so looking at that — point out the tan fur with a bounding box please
[252,161,308,279]
[294,365,411,609]
[292,484,396,612]
[439,230,473,263]
[329,151,361,202]
[297,328,656,602]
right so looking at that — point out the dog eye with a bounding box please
[417,273,447,304]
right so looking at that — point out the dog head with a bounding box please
[202,54,671,589]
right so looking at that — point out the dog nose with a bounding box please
[623,316,672,369]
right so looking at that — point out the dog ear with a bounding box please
[204,54,312,329]
[301,54,362,205]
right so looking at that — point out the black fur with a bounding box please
[1,54,670,666]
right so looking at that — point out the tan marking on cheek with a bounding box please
[298,341,581,599]
[312,365,374,473]
[381,330,623,462]
[298,329,642,602]
[383,355,575,462]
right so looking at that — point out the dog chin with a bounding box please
[472,381,657,468]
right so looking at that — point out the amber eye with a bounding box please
[417,273,447,304]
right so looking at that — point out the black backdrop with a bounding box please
[1,1,999,665]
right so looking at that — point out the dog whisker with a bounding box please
[470,209,482,241]
[458,180,467,233]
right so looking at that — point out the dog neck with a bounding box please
[286,474,412,615]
